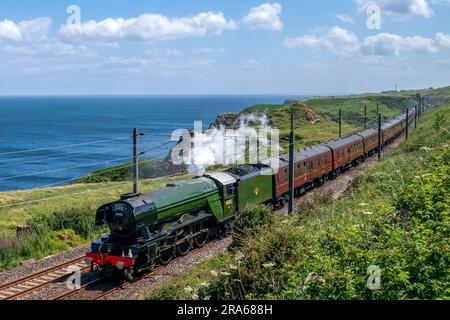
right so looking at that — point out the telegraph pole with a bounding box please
[339,109,342,138]
[133,128,139,194]
[377,114,382,160]
[288,111,295,215]
[405,109,409,140]
[414,105,418,130]
[364,105,367,130]
[376,103,379,116]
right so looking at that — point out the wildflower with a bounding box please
[262,262,275,269]
[210,270,219,277]
[234,251,244,262]
[364,211,373,215]
[359,203,369,207]
[199,282,210,287]
[229,264,238,270]
[305,272,326,284]
[220,271,231,276]
[420,147,433,153]
[2,239,10,248]
[184,286,193,294]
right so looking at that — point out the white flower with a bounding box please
[420,147,433,153]
[229,264,238,270]
[262,262,275,269]
[234,251,244,262]
[210,270,219,277]
[220,271,231,276]
[359,203,370,207]
[305,272,325,284]
[364,211,373,215]
[184,286,193,294]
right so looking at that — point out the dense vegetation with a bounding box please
[145,102,449,300]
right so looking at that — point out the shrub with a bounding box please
[28,204,97,238]
[232,204,274,247]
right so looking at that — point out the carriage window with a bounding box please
[284,168,288,180]
[303,162,308,172]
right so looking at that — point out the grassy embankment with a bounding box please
[142,101,449,300]
[0,87,446,272]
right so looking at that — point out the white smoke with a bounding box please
[184,113,277,176]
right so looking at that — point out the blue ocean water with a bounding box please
[0,96,302,191]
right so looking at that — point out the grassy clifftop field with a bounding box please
[242,86,449,148]
[144,102,449,300]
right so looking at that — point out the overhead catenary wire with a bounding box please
[0,155,134,181]
[0,139,175,182]
[23,149,171,190]
[0,145,133,168]
[0,170,189,210]
[0,137,131,157]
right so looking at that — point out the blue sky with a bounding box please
[0,0,449,95]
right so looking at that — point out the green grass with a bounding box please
[143,102,449,300]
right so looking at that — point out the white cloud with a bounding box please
[59,12,238,42]
[0,17,94,58]
[0,20,23,41]
[284,26,360,57]
[362,33,438,55]
[336,14,355,24]
[354,0,434,18]
[284,26,444,57]
[436,33,450,48]
[243,3,283,31]
[0,17,51,42]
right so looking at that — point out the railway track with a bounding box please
[54,240,219,300]
[0,256,88,300]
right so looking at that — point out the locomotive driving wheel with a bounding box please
[157,238,176,265]
[194,228,209,248]
[176,229,192,256]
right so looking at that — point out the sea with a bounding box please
[0,95,305,191]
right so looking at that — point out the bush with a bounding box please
[28,204,97,238]
[232,204,274,247]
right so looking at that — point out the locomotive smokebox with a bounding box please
[95,196,156,237]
